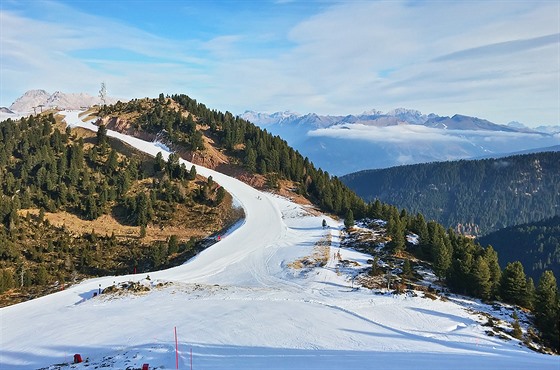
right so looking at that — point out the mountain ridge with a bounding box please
[6,89,122,113]
[241,108,557,133]
[240,109,559,175]
[341,151,560,235]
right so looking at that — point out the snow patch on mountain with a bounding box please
[8,89,122,113]
[0,107,14,114]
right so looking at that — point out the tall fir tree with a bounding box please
[344,209,354,230]
[432,234,452,280]
[534,270,559,350]
[500,261,528,307]
[484,245,502,299]
[96,124,108,147]
[388,214,406,254]
[472,256,491,300]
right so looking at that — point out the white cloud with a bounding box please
[0,5,207,103]
[201,35,244,58]
[1,1,558,127]
[306,123,555,145]
[197,1,559,126]
[306,124,465,144]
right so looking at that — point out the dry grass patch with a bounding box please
[19,209,211,243]
[358,275,388,289]
[288,234,331,269]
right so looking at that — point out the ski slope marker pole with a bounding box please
[175,326,179,369]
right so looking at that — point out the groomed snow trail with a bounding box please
[1,111,557,370]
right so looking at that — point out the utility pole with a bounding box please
[99,82,107,105]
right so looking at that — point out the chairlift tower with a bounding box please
[99,82,107,105]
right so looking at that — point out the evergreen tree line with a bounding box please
[0,114,210,226]
[479,215,560,287]
[99,96,204,151]
[380,205,559,350]
[341,152,560,235]
[100,95,367,218]
[0,115,143,221]
[170,94,367,217]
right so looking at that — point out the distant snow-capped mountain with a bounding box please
[242,109,548,133]
[507,121,560,135]
[8,89,121,113]
[240,109,559,175]
[423,114,519,132]
[0,107,14,114]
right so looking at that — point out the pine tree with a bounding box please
[168,235,179,255]
[432,234,452,280]
[388,213,406,254]
[245,146,257,173]
[84,194,99,220]
[370,256,381,276]
[0,269,15,293]
[525,277,535,310]
[154,152,165,173]
[139,225,147,239]
[534,270,559,350]
[106,149,119,174]
[216,186,226,204]
[484,245,502,299]
[472,256,491,300]
[166,152,180,178]
[188,165,197,180]
[35,265,49,285]
[344,209,354,230]
[135,193,152,226]
[411,213,428,244]
[511,311,523,339]
[402,259,413,280]
[96,124,108,147]
[500,261,528,307]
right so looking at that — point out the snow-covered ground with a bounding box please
[1,111,557,370]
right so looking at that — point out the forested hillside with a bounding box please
[478,216,560,286]
[341,152,560,235]
[0,112,237,305]
[98,94,368,219]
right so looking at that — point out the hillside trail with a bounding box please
[61,110,341,295]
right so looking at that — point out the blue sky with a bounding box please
[1,0,559,126]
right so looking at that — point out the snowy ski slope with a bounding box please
[0,111,557,369]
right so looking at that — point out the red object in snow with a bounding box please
[142,364,149,370]
[73,354,83,363]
